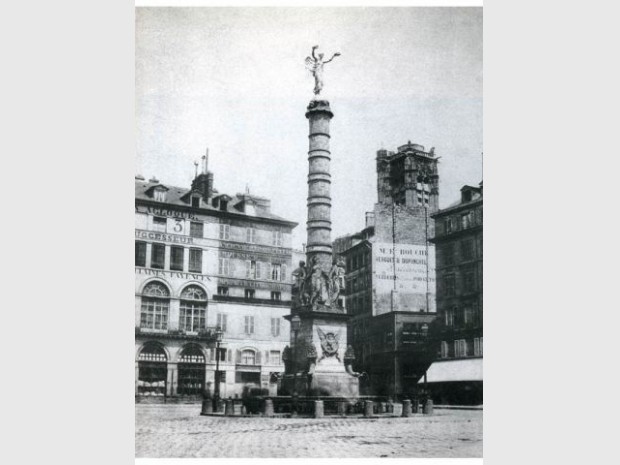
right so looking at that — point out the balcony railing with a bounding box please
[212,294,292,306]
[135,326,221,341]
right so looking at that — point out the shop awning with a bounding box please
[418,358,483,383]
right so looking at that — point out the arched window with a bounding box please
[179,285,207,332]
[137,343,167,397]
[241,349,256,365]
[140,282,170,330]
[177,345,206,397]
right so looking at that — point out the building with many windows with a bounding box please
[135,166,297,402]
[424,182,483,405]
[333,141,439,399]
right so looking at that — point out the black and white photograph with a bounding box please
[6,2,620,465]
[134,5,482,459]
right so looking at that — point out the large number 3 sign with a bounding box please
[174,219,183,233]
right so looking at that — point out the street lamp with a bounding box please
[213,326,223,412]
[291,314,301,416]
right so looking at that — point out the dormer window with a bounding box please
[191,196,200,208]
[220,200,228,211]
[154,188,167,202]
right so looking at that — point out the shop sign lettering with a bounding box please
[135,267,210,281]
[135,229,194,244]
[220,241,289,256]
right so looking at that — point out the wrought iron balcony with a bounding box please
[135,326,222,342]
[212,294,292,307]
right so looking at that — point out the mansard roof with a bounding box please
[135,179,297,227]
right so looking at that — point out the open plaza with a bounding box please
[135,404,482,458]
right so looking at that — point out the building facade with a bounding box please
[425,183,483,405]
[135,167,297,402]
[333,141,439,399]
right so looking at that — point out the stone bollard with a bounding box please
[412,398,419,414]
[402,399,412,417]
[423,399,434,415]
[337,401,347,416]
[225,399,233,416]
[200,399,213,415]
[264,399,274,417]
[314,400,324,418]
[392,402,403,417]
[364,400,374,418]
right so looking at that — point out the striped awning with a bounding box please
[419,358,483,383]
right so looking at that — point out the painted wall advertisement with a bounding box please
[372,242,436,315]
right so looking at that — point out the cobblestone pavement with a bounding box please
[136,404,482,458]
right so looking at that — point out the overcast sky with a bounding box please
[136,7,482,249]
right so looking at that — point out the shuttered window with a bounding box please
[441,341,449,358]
[244,316,254,334]
[455,339,467,357]
[474,337,483,356]
[272,230,282,246]
[246,260,257,279]
[219,224,230,240]
[246,228,256,244]
[218,258,229,276]
[217,313,227,332]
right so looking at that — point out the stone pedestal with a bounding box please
[264,399,274,417]
[364,400,374,417]
[392,402,403,417]
[402,399,412,417]
[224,400,233,416]
[423,399,434,415]
[314,400,324,418]
[337,401,347,416]
[200,399,213,415]
[285,305,359,398]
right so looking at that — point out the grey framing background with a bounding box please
[1,1,619,465]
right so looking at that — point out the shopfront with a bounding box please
[177,344,206,397]
[137,343,167,397]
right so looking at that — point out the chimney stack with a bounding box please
[190,147,214,201]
